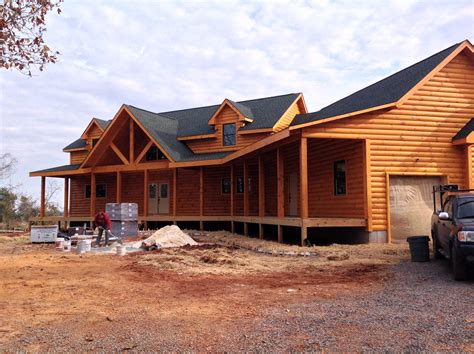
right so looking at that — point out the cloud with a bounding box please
[0,0,472,204]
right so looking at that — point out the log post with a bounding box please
[243,160,249,217]
[466,145,473,189]
[64,177,69,228]
[143,170,148,218]
[173,168,177,218]
[90,173,96,217]
[200,167,204,231]
[116,171,122,203]
[258,155,265,239]
[130,119,134,163]
[40,176,46,218]
[277,148,284,219]
[230,164,235,233]
[300,137,308,246]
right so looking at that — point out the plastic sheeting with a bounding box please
[389,176,441,244]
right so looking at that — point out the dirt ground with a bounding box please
[0,231,472,352]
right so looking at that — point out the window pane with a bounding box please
[96,184,106,198]
[160,184,168,198]
[223,124,236,146]
[222,178,231,194]
[236,177,244,193]
[149,184,157,198]
[334,160,346,196]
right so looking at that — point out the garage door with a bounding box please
[389,176,442,243]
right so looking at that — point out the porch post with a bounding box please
[90,173,96,217]
[199,167,204,231]
[466,145,473,189]
[230,164,235,233]
[173,168,177,223]
[129,119,135,163]
[64,177,69,228]
[300,137,308,246]
[143,170,148,218]
[116,171,122,203]
[243,160,249,236]
[258,155,265,239]
[40,176,46,218]
[277,148,284,242]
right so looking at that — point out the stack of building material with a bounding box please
[106,203,139,237]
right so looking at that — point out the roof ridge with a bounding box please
[236,92,300,104]
[127,104,178,121]
[159,103,220,115]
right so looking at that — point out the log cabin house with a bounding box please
[30,40,474,245]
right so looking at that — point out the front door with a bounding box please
[287,172,298,216]
[158,183,170,214]
[148,183,158,214]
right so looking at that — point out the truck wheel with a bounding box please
[452,246,467,281]
[432,233,444,260]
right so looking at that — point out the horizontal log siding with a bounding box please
[148,170,173,215]
[70,150,89,165]
[303,51,474,231]
[121,172,144,215]
[70,173,117,216]
[308,139,365,218]
[203,166,231,216]
[274,98,303,132]
[283,141,300,216]
[176,168,200,216]
[185,105,270,154]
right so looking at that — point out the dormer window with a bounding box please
[223,123,236,146]
[92,139,99,147]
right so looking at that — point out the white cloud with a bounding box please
[0,0,472,204]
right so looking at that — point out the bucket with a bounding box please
[116,245,127,256]
[406,236,430,262]
[77,240,91,254]
[55,239,64,250]
[63,240,72,252]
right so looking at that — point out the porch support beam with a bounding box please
[116,171,122,203]
[199,167,204,230]
[466,144,473,189]
[130,119,135,163]
[243,160,249,216]
[173,168,177,217]
[63,177,69,220]
[111,143,129,165]
[300,137,308,246]
[40,176,46,218]
[258,155,265,218]
[277,148,284,219]
[143,170,148,218]
[90,173,96,216]
[363,139,373,231]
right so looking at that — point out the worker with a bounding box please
[94,211,112,247]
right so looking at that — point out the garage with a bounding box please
[389,176,442,243]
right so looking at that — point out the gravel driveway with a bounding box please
[239,259,473,352]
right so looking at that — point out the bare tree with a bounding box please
[0,153,17,179]
[45,179,61,215]
[1,0,63,76]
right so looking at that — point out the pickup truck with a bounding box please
[431,185,474,280]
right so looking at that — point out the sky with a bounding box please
[0,0,473,206]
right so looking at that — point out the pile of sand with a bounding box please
[132,225,197,249]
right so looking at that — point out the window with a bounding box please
[85,184,107,198]
[334,160,346,196]
[223,123,236,146]
[222,178,231,194]
[146,146,166,161]
[92,139,99,147]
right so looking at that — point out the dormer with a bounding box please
[81,118,110,149]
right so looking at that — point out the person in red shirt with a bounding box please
[94,211,112,247]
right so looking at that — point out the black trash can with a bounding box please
[406,236,430,262]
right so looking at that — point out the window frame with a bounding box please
[221,177,231,195]
[85,184,107,199]
[222,123,236,146]
[333,160,347,196]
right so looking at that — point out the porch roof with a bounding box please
[31,164,81,174]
